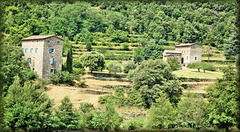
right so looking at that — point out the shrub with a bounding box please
[123,61,137,73]
[98,95,117,104]
[26,71,38,81]
[73,68,86,75]
[201,62,217,72]
[50,70,76,85]
[122,43,129,50]
[107,62,122,74]
[86,42,92,51]
[219,66,228,74]
[158,39,167,45]
[79,103,95,113]
[167,57,180,71]
[124,117,145,130]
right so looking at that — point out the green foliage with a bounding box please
[79,103,95,113]
[101,101,123,131]
[73,59,84,68]
[144,92,177,129]
[124,117,145,130]
[134,44,165,63]
[122,43,129,50]
[86,42,92,51]
[67,43,73,73]
[206,66,238,131]
[79,51,105,73]
[107,61,122,74]
[73,68,86,75]
[126,88,146,107]
[98,95,117,104]
[167,57,180,71]
[128,59,181,108]
[123,61,137,73]
[26,71,38,81]
[188,62,216,72]
[54,96,80,130]
[50,70,76,85]
[4,76,54,131]
[224,25,238,59]
[178,93,206,128]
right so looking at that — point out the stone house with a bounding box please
[163,43,202,66]
[22,35,64,79]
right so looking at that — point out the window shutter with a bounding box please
[49,48,52,53]
[50,58,55,64]
[54,69,57,73]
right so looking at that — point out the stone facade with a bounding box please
[163,43,202,66]
[22,35,63,79]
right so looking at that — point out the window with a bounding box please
[186,56,188,60]
[30,48,33,53]
[48,40,50,43]
[195,57,197,60]
[49,48,54,53]
[57,41,60,43]
[25,48,28,53]
[51,69,57,74]
[50,58,55,65]
[35,48,38,53]
[28,58,31,64]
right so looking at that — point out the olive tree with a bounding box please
[79,51,105,73]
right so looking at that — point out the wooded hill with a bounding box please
[2,1,237,52]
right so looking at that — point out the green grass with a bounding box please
[173,68,223,79]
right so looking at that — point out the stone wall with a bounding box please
[175,46,191,64]
[190,44,202,63]
[42,37,63,79]
[22,40,44,78]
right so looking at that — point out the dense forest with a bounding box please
[2,1,237,49]
[0,1,239,131]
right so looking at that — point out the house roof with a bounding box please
[22,35,64,41]
[175,43,201,47]
[163,50,181,54]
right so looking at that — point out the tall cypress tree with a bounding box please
[66,43,73,73]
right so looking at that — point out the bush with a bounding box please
[26,71,38,81]
[50,70,76,85]
[201,62,217,72]
[167,57,180,71]
[122,43,129,50]
[124,117,145,130]
[219,66,228,74]
[123,61,137,73]
[98,95,117,104]
[73,68,86,75]
[107,62,122,74]
[79,103,95,113]
[86,42,92,51]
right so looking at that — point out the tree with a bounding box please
[79,51,105,73]
[127,59,181,108]
[54,96,80,130]
[178,93,206,128]
[206,66,238,131]
[134,44,165,63]
[224,25,238,60]
[123,61,137,73]
[107,61,122,74]
[4,76,54,131]
[102,101,123,131]
[66,43,73,73]
[144,92,177,129]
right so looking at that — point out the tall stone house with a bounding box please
[22,35,64,79]
[163,43,202,66]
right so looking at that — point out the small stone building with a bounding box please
[163,43,202,66]
[22,35,64,79]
